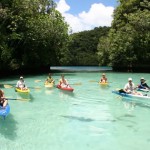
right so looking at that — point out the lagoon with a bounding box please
[0,72,150,150]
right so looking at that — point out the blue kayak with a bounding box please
[112,90,150,100]
[137,88,149,92]
[0,104,10,119]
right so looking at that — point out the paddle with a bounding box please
[5,98,30,101]
[28,87,41,89]
[4,84,41,90]
[4,85,13,88]
[70,82,82,85]
[89,80,112,83]
[55,82,82,87]
[89,80,98,82]
[34,80,41,82]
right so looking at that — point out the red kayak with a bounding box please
[57,85,74,92]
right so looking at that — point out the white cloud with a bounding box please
[56,0,114,33]
[56,0,70,13]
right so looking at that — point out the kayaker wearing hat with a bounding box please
[124,78,142,95]
[124,78,135,94]
[16,76,27,90]
[100,73,107,83]
[137,77,150,90]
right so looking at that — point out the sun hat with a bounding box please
[128,78,132,81]
[20,76,23,79]
[141,77,145,80]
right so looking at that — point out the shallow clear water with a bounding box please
[0,72,150,150]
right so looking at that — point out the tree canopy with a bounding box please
[97,0,150,70]
[0,0,70,72]
[0,0,150,74]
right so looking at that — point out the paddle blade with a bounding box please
[4,85,13,88]
[71,82,82,85]
[89,80,97,82]
[29,86,41,89]
[35,80,41,82]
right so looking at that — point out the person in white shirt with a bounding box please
[124,78,142,95]
[16,76,27,90]
[59,74,69,88]
[124,78,135,93]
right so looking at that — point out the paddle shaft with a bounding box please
[6,98,30,101]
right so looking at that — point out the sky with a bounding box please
[54,0,118,33]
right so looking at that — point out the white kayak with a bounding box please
[112,90,150,100]
[137,88,149,92]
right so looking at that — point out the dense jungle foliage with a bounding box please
[0,0,150,74]
[0,0,70,73]
[97,0,150,71]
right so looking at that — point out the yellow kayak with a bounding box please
[99,82,108,86]
[15,88,30,93]
[44,82,54,88]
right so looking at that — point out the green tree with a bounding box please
[98,0,150,69]
[0,0,70,72]
[68,27,110,65]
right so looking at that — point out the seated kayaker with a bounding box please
[59,74,70,88]
[137,77,150,90]
[124,78,142,95]
[100,73,107,83]
[0,89,8,108]
[16,76,28,90]
[45,73,55,84]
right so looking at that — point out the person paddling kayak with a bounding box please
[59,74,70,88]
[124,78,142,95]
[45,73,55,84]
[137,77,150,90]
[16,76,28,90]
[0,89,8,108]
[99,73,107,83]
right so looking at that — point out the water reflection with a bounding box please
[122,98,150,109]
[58,90,75,99]
[44,86,55,95]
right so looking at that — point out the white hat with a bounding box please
[20,76,23,79]
[128,78,132,81]
[141,77,145,80]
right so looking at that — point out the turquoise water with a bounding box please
[0,72,150,150]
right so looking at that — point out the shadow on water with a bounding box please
[28,94,34,103]
[16,93,34,103]
[0,114,17,140]
[61,115,94,122]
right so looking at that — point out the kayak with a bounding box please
[137,88,149,92]
[15,88,30,93]
[44,82,54,88]
[112,90,150,100]
[57,85,74,92]
[99,82,108,86]
[0,104,10,119]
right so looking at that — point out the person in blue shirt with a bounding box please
[138,77,150,90]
